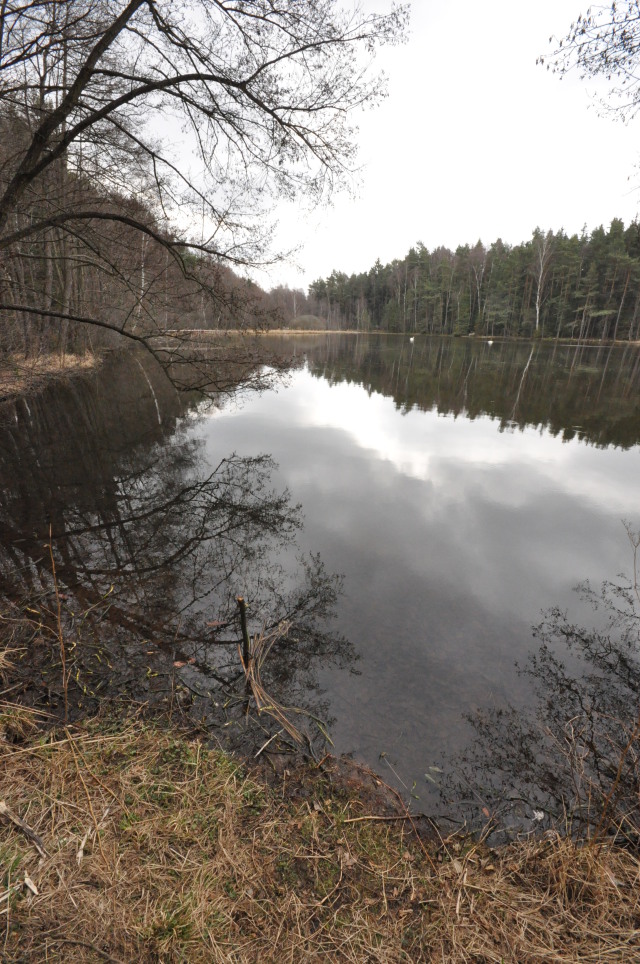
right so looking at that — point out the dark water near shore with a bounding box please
[2,336,640,827]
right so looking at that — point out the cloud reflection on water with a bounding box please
[198,345,640,797]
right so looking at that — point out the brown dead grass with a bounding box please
[1,708,639,962]
[0,353,95,399]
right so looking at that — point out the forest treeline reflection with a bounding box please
[283,334,640,448]
[3,335,640,819]
[0,350,352,753]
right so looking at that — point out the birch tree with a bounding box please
[531,227,554,334]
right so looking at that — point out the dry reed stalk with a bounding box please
[47,530,69,724]
[239,620,306,744]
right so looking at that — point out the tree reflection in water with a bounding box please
[446,527,640,840]
[0,354,354,757]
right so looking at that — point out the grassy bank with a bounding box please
[0,353,96,401]
[2,707,640,963]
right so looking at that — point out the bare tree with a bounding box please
[542,2,640,120]
[0,0,408,368]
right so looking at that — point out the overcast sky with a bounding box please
[260,0,640,292]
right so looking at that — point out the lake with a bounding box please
[3,334,640,827]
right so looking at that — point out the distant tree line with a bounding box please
[306,221,640,340]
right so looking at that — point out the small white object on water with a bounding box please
[487,340,494,346]
[409,336,414,343]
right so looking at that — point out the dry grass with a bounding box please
[1,707,640,963]
[430,833,640,962]
[0,649,40,742]
[0,352,95,398]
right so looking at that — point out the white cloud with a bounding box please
[260,0,640,291]
[211,365,640,517]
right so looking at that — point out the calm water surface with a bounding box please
[2,335,640,820]
[198,336,640,795]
